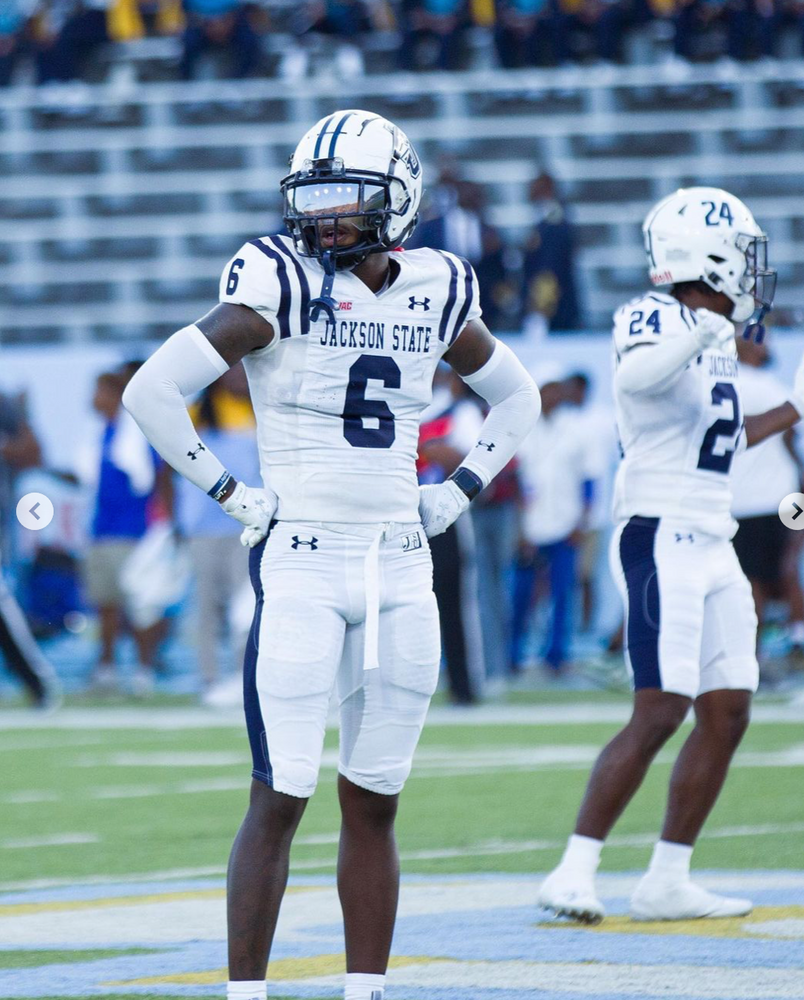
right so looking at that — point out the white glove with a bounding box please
[693,308,735,351]
[418,480,470,539]
[789,352,804,418]
[220,481,277,548]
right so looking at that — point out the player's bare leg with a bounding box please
[98,605,118,665]
[575,689,691,840]
[629,688,753,920]
[539,689,689,923]
[337,775,400,975]
[660,688,751,845]
[227,780,307,981]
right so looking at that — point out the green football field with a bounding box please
[2,692,803,1000]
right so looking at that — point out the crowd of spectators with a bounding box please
[0,0,800,87]
[406,164,581,335]
[4,321,804,706]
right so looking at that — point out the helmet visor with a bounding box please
[737,232,776,312]
[288,181,387,231]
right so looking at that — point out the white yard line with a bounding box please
[3,820,803,886]
[0,833,99,849]
[5,742,804,808]
[2,700,804,731]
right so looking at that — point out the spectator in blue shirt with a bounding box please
[398,0,467,70]
[180,0,261,79]
[0,0,34,86]
[494,0,564,68]
[520,171,581,333]
[82,370,167,695]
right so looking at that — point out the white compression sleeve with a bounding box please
[122,324,232,494]
[458,341,541,488]
[615,330,702,395]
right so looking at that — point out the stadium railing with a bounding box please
[1,61,803,342]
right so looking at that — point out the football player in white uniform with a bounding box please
[539,187,804,924]
[122,110,540,1000]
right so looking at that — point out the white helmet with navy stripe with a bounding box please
[281,109,422,273]
[642,187,776,324]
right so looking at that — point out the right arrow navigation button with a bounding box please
[779,493,804,531]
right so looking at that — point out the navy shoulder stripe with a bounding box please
[449,255,475,345]
[249,238,291,339]
[265,236,310,337]
[436,252,459,343]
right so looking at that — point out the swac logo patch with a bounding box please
[409,296,431,311]
[291,536,318,550]
[339,301,352,311]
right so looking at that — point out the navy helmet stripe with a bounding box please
[313,113,337,159]
[436,251,459,342]
[449,256,475,345]
[619,516,662,690]
[266,236,310,337]
[328,111,355,158]
[248,238,291,339]
[245,537,273,788]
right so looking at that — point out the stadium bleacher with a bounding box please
[2,59,804,343]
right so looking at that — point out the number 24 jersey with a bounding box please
[612,291,743,538]
[219,235,481,523]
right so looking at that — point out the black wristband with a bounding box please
[448,467,484,502]
[207,472,234,501]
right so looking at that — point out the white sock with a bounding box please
[559,834,603,878]
[647,840,693,880]
[344,972,385,1000]
[227,981,266,1000]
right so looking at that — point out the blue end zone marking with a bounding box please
[620,516,661,689]
[245,535,272,786]
[248,239,291,339]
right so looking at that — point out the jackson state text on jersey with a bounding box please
[612,291,743,538]
[219,235,482,523]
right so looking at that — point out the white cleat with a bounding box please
[630,876,752,921]
[538,867,605,925]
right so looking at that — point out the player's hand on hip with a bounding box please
[219,481,277,548]
[418,480,470,539]
[693,308,736,351]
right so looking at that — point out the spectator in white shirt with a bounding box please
[511,364,596,675]
[732,335,804,651]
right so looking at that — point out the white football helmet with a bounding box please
[642,187,776,323]
[281,109,422,272]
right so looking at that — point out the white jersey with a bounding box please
[219,235,481,523]
[612,291,743,538]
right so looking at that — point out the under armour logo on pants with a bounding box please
[291,536,319,550]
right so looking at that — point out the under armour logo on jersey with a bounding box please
[409,296,431,311]
[291,535,319,550]
[675,532,694,544]
[477,440,496,452]
[187,443,206,461]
